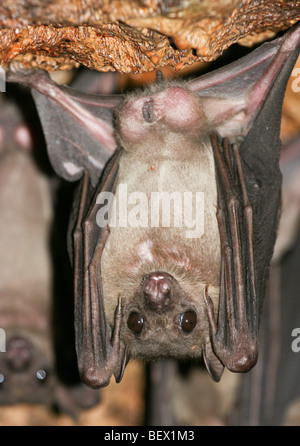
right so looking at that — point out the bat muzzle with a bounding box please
[143,271,173,313]
[6,336,32,371]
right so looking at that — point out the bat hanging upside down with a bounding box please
[7,24,300,388]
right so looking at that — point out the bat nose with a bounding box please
[143,271,173,312]
[6,336,32,371]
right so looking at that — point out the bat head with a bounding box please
[0,330,56,405]
[98,262,223,386]
[121,271,204,359]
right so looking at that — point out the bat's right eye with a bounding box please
[179,310,197,333]
[127,312,144,335]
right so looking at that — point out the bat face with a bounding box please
[7,24,300,387]
[117,273,216,360]
[0,328,55,405]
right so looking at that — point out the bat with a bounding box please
[0,95,99,415]
[7,24,300,389]
[232,134,300,426]
[0,96,57,405]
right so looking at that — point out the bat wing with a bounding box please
[188,24,300,140]
[7,69,123,187]
[202,25,300,378]
[229,26,300,327]
[73,149,129,388]
[189,26,300,318]
[234,258,300,426]
[232,136,300,426]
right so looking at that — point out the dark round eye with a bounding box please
[180,311,197,333]
[127,312,144,335]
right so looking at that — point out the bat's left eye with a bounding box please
[127,312,144,335]
[179,311,197,333]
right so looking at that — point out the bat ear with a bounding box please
[114,347,130,383]
[203,341,224,382]
[8,69,121,187]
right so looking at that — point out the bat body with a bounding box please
[7,24,300,388]
[0,97,99,414]
[0,99,55,404]
[102,85,221,357]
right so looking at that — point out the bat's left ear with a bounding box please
[203,340,224,382]
[7,68,122,187]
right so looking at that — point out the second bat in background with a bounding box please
[7,24,300,388]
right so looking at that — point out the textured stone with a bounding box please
[0,0,299,73]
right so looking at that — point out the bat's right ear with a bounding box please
[7,69,122,187]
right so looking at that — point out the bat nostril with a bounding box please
[6,336,32,371]
[143,271,172,312]
[161,282,170,294]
